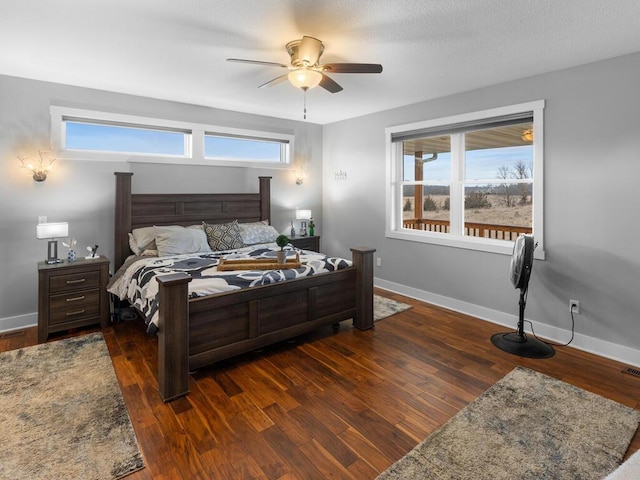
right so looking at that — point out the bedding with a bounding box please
[108,243,352,333]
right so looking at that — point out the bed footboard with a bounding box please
[155,247,375,402]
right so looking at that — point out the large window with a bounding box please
[50,106,294,168]
[386,101,545,257]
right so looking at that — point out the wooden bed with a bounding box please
[114,172,375,401]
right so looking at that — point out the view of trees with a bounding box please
[402,160,533,230]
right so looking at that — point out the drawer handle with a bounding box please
[66,295,85,302]
[66,278,86,284]
[66,309,85,316]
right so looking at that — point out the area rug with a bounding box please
[374,294,412,321]
[0,332,144,480]
[377,366,640,480]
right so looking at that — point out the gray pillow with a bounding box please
[238,221,279,245]
[154,225,212,257]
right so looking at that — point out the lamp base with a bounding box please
[45,239,63,264]
[45,258,64,265]
[491,332,555,359]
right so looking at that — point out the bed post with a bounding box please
[114,172,133,270]
[259,176,271,222]
[156,273,192,402]
[351,247,376,330]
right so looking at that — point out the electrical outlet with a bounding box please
[570,299,580,314]
[38,216,47,224]
[376,257,382,267]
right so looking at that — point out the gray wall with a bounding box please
[0,74,322,329]
[3,52,639,364]
[322,52,640,364]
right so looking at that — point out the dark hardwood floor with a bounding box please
[2,290,639,479]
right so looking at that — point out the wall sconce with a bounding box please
[296,209,311,236]
[36,222,69,264]
[521,128,533,143]
[293,167,307,185]
[19,151,56,182]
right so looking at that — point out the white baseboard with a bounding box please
[375,278,640,369]
[0,312,37,334]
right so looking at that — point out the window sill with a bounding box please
[56,149,291,170]
[385,228,546,260]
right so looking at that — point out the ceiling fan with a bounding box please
[227,36,383,95]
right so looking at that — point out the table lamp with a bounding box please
[36,222,69,264]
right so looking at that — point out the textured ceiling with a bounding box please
[1,0,640,124]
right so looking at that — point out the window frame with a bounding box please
[385,100,545,258]
[50,106,294,169]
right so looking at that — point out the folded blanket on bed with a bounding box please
[107,243,351,333]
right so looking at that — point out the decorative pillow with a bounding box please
[238,222,280,245]
[129,225,202,255]
[202,220,245,251]
[129,227,156,255]
[153,225,212,257]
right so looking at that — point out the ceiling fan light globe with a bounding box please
[288,69,322,90]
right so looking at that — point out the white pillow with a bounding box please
[129,224,203,255]
[238,221,279,245]
[129,226,156,255]
[153,225,212,257]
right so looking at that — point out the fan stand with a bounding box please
[491,288,555,359]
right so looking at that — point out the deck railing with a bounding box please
[403,218,531,241]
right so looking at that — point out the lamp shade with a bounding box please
[296,209,312,220]
[288,69,322,90]
[36,222,68,239]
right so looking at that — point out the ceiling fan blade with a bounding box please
[322,63,383,74]
[227,58,289,68]
[258,74,289,88]
[298,36,323,65]
[319,74,343,93]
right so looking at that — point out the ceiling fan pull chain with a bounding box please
[303,87,308,120]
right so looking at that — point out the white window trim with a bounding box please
[385,100,545,259]
[50,106,294,169]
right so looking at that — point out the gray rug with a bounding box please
[377,366,640,480]
[0,333,144,480]
[374,294,412,321]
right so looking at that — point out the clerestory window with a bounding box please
[50,106,294,168]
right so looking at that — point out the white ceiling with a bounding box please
[2,0,640,125]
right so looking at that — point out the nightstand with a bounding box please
[37,256,110,343]
[290,235,320,252]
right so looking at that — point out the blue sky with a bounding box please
[65,122,281,161]
[405,145,533,182]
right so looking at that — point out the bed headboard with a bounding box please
[114,172,272,271]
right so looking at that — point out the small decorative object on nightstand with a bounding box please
[63,237,77,262]
[296,209,312,236]
[37,256,110,343]
[289,235,320,252]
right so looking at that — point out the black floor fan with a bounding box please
[491,234,555,359]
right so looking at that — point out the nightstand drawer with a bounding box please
[49,289,100,325]
[290,236,320,252]
[49,270,101,293]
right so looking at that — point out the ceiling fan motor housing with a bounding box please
[286,36,324,67]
